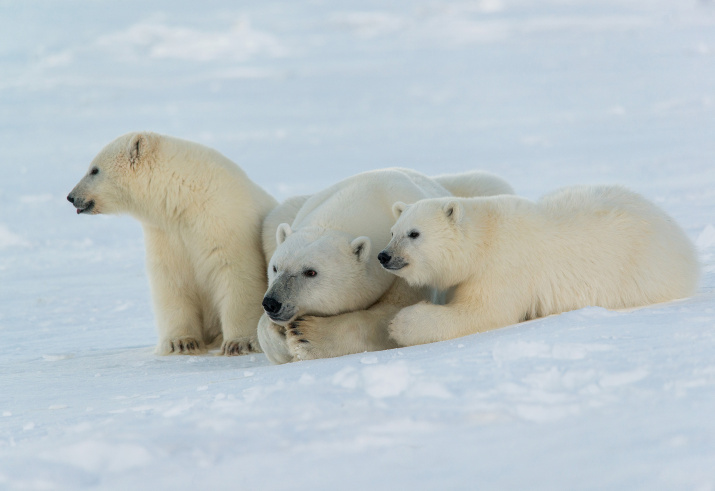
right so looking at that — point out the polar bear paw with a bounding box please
[388,303,431,347]
[286,316,327,361]
[221,336,262,356]
[388,312,411,347]
[257,316,293,364]
[159,336,205,355]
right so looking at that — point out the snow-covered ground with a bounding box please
[1,0,714,489]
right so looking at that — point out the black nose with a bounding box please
[67,195,75,204]
[262,296,282,314]
[378,251,391,265]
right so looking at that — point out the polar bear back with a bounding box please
[293,167,451,246]
[433,170,515,198]
[532,185,699,310]
[154,134,276,212]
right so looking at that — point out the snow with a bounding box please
[0,225,31,250]
[1,0,714,489]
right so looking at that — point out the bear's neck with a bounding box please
[131,164,212,231]
[460,195,544,284]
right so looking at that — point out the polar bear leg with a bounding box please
[388,302,475,346]
[217,263,265,356]
[285,306,399,361]
[145,227,205,355]
[388,294,518,346]
[257,313,293,364]
[285,279,426,361]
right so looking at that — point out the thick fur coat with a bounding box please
[380,185,700,346]
[258,168,514,363]
[68,132,277,355]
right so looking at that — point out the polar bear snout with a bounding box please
[378,249,408,271]
[262,295,296,323]
[67,193,96,215]
[262,296,282,315]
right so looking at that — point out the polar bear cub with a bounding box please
[379,185,700,346]
[67,132,277,355]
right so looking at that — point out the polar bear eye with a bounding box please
[272,266,277,273]
[408,231,420,239]
[303,269,317,277]
[90,167,99,176]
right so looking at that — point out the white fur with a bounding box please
[68,132,277,355]
[381,185,700,346]
[433,170,514,198]
[258,168,514,363]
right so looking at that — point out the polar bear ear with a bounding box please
[127,133,148,168]
[351,236,371,263]
[392,201,408,219]
[276,223,292,246]
[443,200,463,224]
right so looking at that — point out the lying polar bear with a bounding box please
[67,132,277,355]
[258,168,514,363]
[380,185,700,345]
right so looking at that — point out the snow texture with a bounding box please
[1,0,714,489]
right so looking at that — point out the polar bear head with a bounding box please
[262,224,393,325]
[67,132,158,216]
[378,198,468,290]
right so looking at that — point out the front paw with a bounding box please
[221,336,262,356]
[158,336,205,355]
[286,316,326,361]
[257,315,292,364]
[388,305,427,347]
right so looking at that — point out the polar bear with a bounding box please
[258,168,514,363]
[379,185,700,346]
[67,131,277,355]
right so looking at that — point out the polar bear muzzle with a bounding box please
[261,289,297,324]
[67,194,96,215]
[378,249,408,271]
[262,296,282,316]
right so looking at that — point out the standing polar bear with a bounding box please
[258,168,514,363]
[67,132,277,355]
[379,185,700,346]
